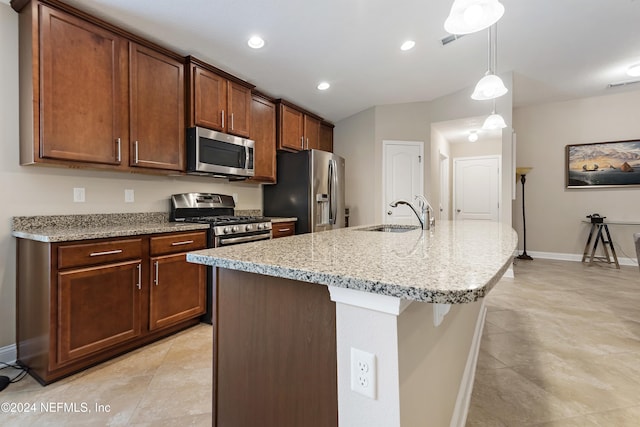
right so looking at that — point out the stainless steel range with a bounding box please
[170,192,272,323]
[170,193,272,246]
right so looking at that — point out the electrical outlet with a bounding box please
[73,187,85,203]
[350,347,376,399]
[125,189,134,203]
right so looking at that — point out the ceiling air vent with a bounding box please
[441,33,466,46]
[607,79,640,89]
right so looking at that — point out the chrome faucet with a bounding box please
[389,195,435,230]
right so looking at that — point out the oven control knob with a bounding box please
[223,227,231,234]
[245,224,253,232]
[257,223,264,230]
[232,226,239,233]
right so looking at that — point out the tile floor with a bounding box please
[467,259,640,426]
[1,259,638,426]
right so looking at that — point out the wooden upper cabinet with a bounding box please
[188,58,254,138]
[249,94,276,183]
[192,66,227,131]
[278,103,305,151]
[129,43,185,171]
[304,115,321,150]
[276,101,324,152]
[39,4,126,165]
[227,82,252,138]
[319,121,334,153]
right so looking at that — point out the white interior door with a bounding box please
[453,156,500,221]
[382,141,424,225]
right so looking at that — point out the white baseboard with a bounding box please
[449,301,487,427]
[527,251,638,267]
[0,343,17,365]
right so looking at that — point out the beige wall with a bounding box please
[513,90,640,262]
[0,4,262,350]
[333,107,376,226]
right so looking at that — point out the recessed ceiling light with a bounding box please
[468,131,479,142]
[627,63,640,77]
[400,40,416,51]
[317,82,330,91]
[247,36,265,49]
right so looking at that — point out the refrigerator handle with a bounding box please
[328,159,338,225]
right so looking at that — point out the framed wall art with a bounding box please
[566,140,640,188]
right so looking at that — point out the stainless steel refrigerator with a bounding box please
[263,149,345,234]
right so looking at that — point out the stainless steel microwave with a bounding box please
[186,127,254,178]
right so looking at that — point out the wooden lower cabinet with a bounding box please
[271,221,296,238]
[149,253,206,331]
[57,260,142,364]
[16,230,207,385]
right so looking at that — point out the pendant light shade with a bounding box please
[483,99,506,130]
[471,23,507,101]
[471,74,508,100]
[482,112,506,130]
[444,0,505,35]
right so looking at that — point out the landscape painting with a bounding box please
[566,140,640,188]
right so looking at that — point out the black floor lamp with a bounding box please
[516,167,533,260]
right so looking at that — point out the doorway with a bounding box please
[439,151,449,220]
[453,155,501,221]
[382,140,424,225]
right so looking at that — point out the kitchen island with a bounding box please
[188,220,518,427]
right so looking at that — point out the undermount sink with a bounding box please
[359,224,420,233]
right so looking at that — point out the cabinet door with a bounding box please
[149,253,206,331]
[130,43,185,171]
[40,5,125,165]
[319,122,334,153]
[193,66,227,131]
[227,82,252,138]
[278,104,304,151]
[304,115,321,150]
[250,95,276,182]
[57,260,142,364]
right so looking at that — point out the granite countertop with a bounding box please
[11,213,209,243]
[187,221,518,304]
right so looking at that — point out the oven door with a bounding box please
[187,127,254,177]
[215,232,272,247]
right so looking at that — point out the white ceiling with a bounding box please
[22,0,640,126]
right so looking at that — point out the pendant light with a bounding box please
[444,0,505,35]
[483,99,506,130]
[471,24,507,100]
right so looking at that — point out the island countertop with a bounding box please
[187,220,518,304]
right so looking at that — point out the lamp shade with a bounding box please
[482,112,506,130]
[471,74,508,100]
[444,0,505,35]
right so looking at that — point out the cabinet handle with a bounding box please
[116,138,121,162]
[154,261,159,286]
[221,110,225,128]
[231,113,234,130]
[136,264,141,290]
[278,228,290,232]
[301,136,304,149]
[306,137,309,149]
[89,249,123,257]
[171,240,194,246]
[134,141,139,164]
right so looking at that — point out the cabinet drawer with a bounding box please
[272,221,296,239]
[150,231,207,256]
[58,238,143,269]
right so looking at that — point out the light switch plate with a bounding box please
[125,189,134,203]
